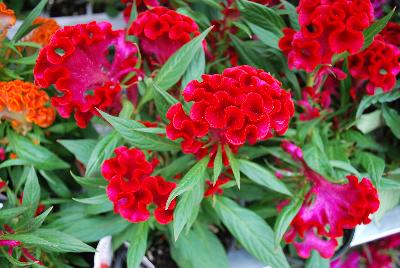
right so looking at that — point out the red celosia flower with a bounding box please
[24,17,60,46]
[34,22,141,128]
[129,7,203,65]
[281,141,380,259]
[101,146,176,224]
[348,35,400,95]
[279,0,374,72]
[0,2,16,42]
[381,22,400,47]
[0,179,6,190]
[121,0,161,22]
[204,175,230,197]
[0,80,56,134]
[166,65,294,163]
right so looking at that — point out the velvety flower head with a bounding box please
[279,0,374,72]
[348,35,400,95]
[24,17,60,46]
[0,2,16,42]
[34,21,141,128]
[281,141,380,259]
[129,7,203,65]
[167,65,294,161]
[381,22,400,47]
[0,80,55,134]
[101,146,176,224]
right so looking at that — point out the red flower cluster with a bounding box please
[281,141,380,259]
[166,65,294,162]
[348,35,400,95]
[129,7,203,66]
[204,175,230,197]
[101,146,176,224]
[121,0,161,22]
[34,22,141,128]
[381,22,400,47]
[279,0,374,72]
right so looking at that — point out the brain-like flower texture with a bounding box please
[281,141,380,259]
[166,65,294,162]
[279,0,374,72]
[348,35,400,95]
[34,21,140,128]
[0,80,55,134]
[129,7,203,65]
[0,2,15,42]
[101,146,176,224]
[24,17,60,46]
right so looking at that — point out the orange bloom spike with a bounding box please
[0,2,16,41]
[0,80,56,134]
[25,17,60,46]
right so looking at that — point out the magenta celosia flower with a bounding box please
[34,21,141,128]
[281,141,380,259]
[331,251,361,268]
[101,146,176,224]
[129,7,204,66]
[279,0,374,72]
[381,22,400,47]
[0,147,5,161]
[166,65,294,164]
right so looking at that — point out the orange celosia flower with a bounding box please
[25,17,60,46]
[0,2,16,41]
[0,80,55,134]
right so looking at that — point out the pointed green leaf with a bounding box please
[362,8,395,50]
[127,222,149,268]
[382,104,400,139]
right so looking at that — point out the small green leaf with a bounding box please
[0,207,27,220]
[22,167,40,219]
[248,23,280,50]
[27,206,53,231]
[238,159,292,196]
[99,111,180,152]
[225,145,240,189]
[39,170,71,198]
[305,251,329,268]
[166,156,209,208]
[213,144,223,183]
[153,83,179,122]
[329,160,361,177]
[357,152,385,185]
[155,27,212,90]
[127,222,149,268]
[356,88,400,119]
[71,172,107,188]
[382,104,400,139]
[73,194,109,205]
[362,8,395,50]
[58,139,97,166]
[281,0,299,30]
[213,197,290,268]
[181,48,206,89]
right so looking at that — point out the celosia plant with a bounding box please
[0,0,399,267]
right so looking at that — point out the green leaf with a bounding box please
[153,83,179,122]
[356,89,400,119]
[380,178,400,189]
[225,145,240,189]
[5,229,95,253]
[99,111,180,152]
[0,207,27,220]
[382,104,400,139]
[213,144,223,183]
[237,0,285,36]
[39,170,71,198]
[238,159,292,196]
[154,27,212,90]
[8,133,69,170]
[329,160,361,177]
[362,8,395,50]
[173,181,204,240]
[12,0,48,42]
[274,194,303,247]
[58,139,97,166]
[86,131,122,177]
[73,194,109,205]
[305,251,329,268]
[166,156,209,208]
[171,223,229,268]
[22,167,40,219]
[155,154,195,178]
[248,23,280,50]
[71,172,107,188]
[0,159,29,169]
[7,53,38,65]
[213,197,290,268]
[127,222,149,268]
[181,48,206,89]
[357,152,385,185]
[27,206,53,231]
[281,0,300,30]
[356,110,384,134]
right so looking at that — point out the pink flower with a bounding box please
[34,22,141,128]
[330,251,361,268]
[0,147,5,161]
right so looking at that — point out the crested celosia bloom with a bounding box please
[129,7,203,65]
[166,65,294,164]
[34,21,140,128]
[279,0,374,72]
[24,17,60,46]
[101,146,176,224]
[121,0,161,22]
[0,2,15,42]
[281,141,380,259]
[381,22,400,47]
[348,35,400,95]
[0,80,55,134]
